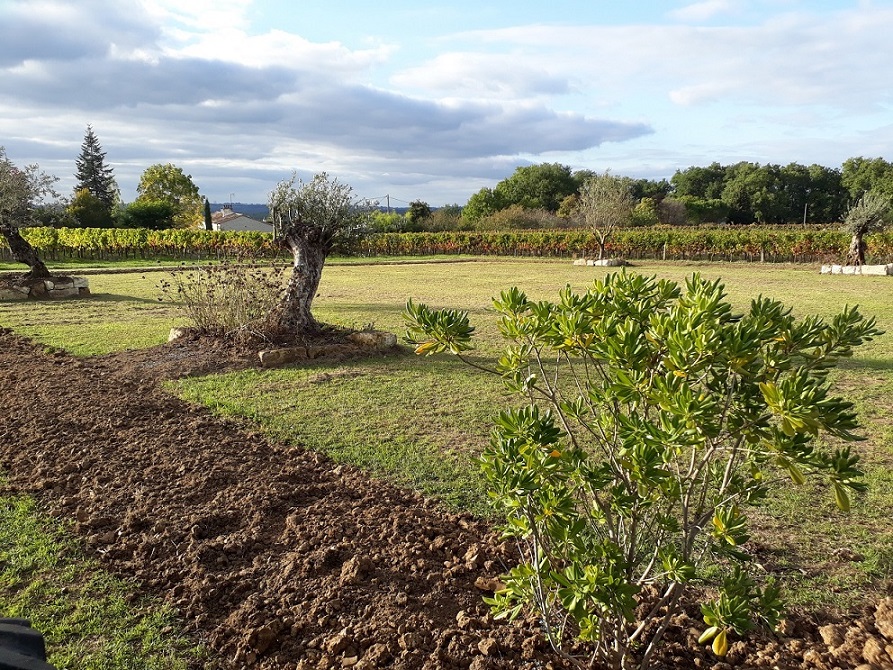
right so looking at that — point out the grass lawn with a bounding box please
[3,257,893,618]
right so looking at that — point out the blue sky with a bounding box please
[1,0,891,206]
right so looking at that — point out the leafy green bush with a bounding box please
[404,272,881,670]
[116,199,177,230]
[474,205,565,231]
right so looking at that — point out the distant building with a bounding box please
[211,208,274,232]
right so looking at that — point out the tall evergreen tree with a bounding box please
[74,125,117,211]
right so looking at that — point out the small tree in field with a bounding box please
[268,172,371,335]
[577,172,634,260]
[404,271,880,670]
[843,190,891,266]
[0,147,57,279]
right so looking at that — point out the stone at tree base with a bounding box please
[0,286,29,300]
[258,331,398,368]
[258,347,309,367]
[820,263,893,275]
[346,331,398,348]
[0,276,90,300]
[571,258,629,267]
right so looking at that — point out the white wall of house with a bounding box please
[211,209,274,232]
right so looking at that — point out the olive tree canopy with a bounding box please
[842,190,892,265]
[577,171,635,260]
[0,147,57,278]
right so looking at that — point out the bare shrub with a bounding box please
[159,259,287,342]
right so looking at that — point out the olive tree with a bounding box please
[405,271,880,670]
[268,172,371,335]
[0,147,57,279]
[843,190,891,266]
[577,171,634,260]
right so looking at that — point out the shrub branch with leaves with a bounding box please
[403,272,881,670]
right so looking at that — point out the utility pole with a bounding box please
[386,194,391,215]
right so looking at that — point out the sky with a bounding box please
[1,0,892,207]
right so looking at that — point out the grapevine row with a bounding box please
[2,226,890,264]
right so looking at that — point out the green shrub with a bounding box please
[404,271,881,670]
[474,205,564,231]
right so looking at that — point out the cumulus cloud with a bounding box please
[391,52,572,99]
[0,1,159,66]
[0,0,653,202]
[449,6,893,110]
[3,0,891,204]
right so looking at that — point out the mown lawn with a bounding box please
[3,258,893,616]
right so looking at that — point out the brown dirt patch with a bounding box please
[0,328,888,669]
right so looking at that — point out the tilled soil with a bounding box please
[0,328,890,670]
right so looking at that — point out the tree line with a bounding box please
[41,125,209,231]
[375,159,893,234]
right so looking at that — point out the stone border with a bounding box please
[0,276,90,300]
[820,264,893,276]
[572,258,629,267]
[168,328,399,368]
[257,331,398,367]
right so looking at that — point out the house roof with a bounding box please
[211,209,247,223]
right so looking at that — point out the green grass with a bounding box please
[0,273,180,355]
[4,257,893,615]
[0,493,207,669]
[0,258,211,272]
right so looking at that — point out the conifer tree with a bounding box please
[74,125,118,212]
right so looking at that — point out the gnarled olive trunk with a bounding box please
[273,232,327,335]
[847,232,866,266]
[1,225,51,278]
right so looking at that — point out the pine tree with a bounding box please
[74,125,117,211]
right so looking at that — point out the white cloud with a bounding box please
[668,0,741,22]
[391,52,571,100]
[138,0,252,33]
[2,0,892,205]
[443,6,893,111]
[172,28,395,74]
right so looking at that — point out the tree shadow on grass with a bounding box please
[837,358,893,372]
[85,293,163,305]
